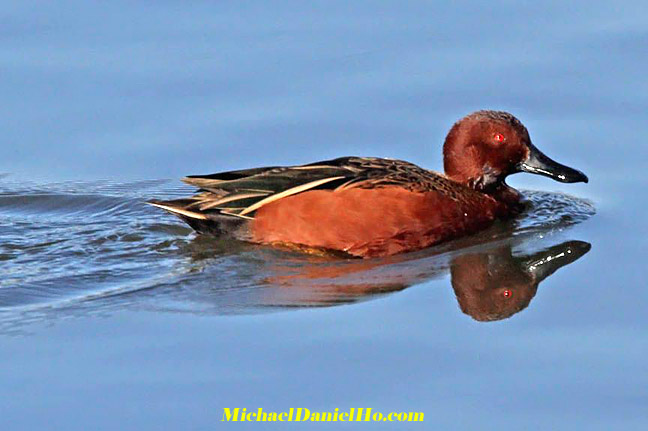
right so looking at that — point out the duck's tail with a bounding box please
[147,199,207,221]
[147,199,248,237]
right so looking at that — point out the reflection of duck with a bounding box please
[258,239,590,321]
[0,234,592,332]
[451,240,591,321]
[150,110,587,258]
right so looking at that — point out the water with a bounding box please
[0,183,594,322]
[1,1,647,430]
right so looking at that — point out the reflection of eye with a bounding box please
[494,133,505,143]
[503,289,512,298]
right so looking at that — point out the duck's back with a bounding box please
[149,157,504,257]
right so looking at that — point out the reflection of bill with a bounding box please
[262,239,591,322]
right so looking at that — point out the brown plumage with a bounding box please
[149,110,588,258]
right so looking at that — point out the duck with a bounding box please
[149,110,588,258]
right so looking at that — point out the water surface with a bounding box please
[1,1,648,430]
[0,181,594,325]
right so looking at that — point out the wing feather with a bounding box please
[239,176,346,215]
[149,157,460,226]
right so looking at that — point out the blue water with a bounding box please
[2,1,648,430]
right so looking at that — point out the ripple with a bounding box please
[0,179,595,330]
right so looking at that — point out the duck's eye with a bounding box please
[502,289,512,298]
[494,133,505,143]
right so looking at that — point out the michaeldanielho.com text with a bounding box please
[222,408,424,422]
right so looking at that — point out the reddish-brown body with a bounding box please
[252,187,502,257]
[150,110,588,258]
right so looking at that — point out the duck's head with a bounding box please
[443,110,588,191]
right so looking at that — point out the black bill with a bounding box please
[518,143,588,183]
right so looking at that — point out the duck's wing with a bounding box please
[148,157,456,221]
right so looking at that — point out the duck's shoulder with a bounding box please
[314,156,462,193]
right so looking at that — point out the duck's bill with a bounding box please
[518,143,589,183]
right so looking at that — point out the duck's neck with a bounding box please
[488,183,526,216]
[445,159,502,192]
[489,182,521,204]
[447,172,525,215]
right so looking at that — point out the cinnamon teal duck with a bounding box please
[149,110,588,258]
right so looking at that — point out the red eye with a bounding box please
[503,289,512,298]
[494,133,505,143]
